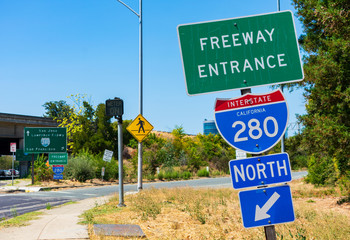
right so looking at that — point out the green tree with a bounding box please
[43,100,71,119]
[292,0,350,191]
[44,94,117,155]
[0,156,18,169]
[86,104,116,154]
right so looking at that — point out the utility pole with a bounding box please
[277,0,286,154]
[117,0,144,191]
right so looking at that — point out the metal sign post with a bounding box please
[106,98,125,207]
[117,0,144,192]
[117,115,125,207]
[10,143,16,186]
[31,154,34,185]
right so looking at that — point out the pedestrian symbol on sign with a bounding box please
[137,118,145,133]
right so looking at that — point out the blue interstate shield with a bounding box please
[214,90,288,154]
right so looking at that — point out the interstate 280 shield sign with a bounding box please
[214,89,288,154]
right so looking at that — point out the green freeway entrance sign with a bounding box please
[49,153,68,165]
[177,11,304,95]
[24,127,67,153]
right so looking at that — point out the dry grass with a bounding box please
[86,179,350,240]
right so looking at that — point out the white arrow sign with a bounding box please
[255,192,280,221]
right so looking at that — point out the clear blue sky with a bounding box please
[0,0,306,135]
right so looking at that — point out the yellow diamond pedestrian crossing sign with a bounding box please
[127,114,154,142]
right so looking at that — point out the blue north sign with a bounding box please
[53,174,63,180]
[214,89,288,154]
[229,153,292,189]
[239,185,295,228]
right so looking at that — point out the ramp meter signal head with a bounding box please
[106,98,124,117]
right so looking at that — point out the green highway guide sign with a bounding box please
[49,153,68,165]
[177,11,304,95]
[24,127,67,153]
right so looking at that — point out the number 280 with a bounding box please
[232,117,278,142]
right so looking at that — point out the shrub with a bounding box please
[171,171,180,180]
[34,155,53,182]
[145,174,156,181]
[305,155,335,185]
[95,155,118,181]
[0,155,17,169]
[157,171,164,181]
[164,171,173,180]
[64,151,96,182]
[211,170,224,177]
[197,169,209,177]
[181,171,192,180]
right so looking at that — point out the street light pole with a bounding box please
[277,0,285,153]
[117,0,144,191]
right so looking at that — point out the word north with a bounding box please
[229,153,292,189]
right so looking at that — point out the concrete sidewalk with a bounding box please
[0,195,112,240]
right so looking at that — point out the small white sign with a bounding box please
[236,149,247,160]
[10,143,16,153]
[103,149,113,162]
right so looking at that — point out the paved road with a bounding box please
[0,171,307,219]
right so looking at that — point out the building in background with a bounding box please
[0,113,57,177]
[203,119,218,135]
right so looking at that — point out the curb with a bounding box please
[0,182,118,193]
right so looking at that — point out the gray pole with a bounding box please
[264,1,280,239]
[31,154,34,185]
[117,116,125,207]
[117,0,144,191]
[12,152,14,186]
[241,87,277,239]
[139,0,143,116]
[278,0,285,154]
[137,0,143,191]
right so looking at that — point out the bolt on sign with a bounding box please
[24,127,67,153]
[127,114,154,142]
[177,11,304,95]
